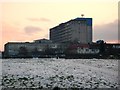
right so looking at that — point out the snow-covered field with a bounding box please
[1,58,119,89]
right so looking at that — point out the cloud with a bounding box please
[24,26,42,35]
[93,20,118,43]
[27,18,51,22]
[1,22,47,51]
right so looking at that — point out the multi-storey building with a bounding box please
[50,17,92,44]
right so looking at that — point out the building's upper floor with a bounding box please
[50,17,92,31]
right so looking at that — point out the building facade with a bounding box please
[4,42,47,57]
[4,39,69,58]
[3,39,120,59]
[50,17,92,44]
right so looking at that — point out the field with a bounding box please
[1,58,119,89]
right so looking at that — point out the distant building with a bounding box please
[66,44,99,54]
[3,17,120,59]
[4,42,47,57]
[4,39,68,58]
[34,38,52,44]
[3,40,120,59]
[50,17,92,44]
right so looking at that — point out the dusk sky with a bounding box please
[0,0,119,51]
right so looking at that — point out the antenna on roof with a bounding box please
[81,14,84,18]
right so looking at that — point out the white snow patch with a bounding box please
[2,58,118,89]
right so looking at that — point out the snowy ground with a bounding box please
[1,58,119,89]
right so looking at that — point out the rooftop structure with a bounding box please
[34,38,52,44]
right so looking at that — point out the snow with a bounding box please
[1,58,119,89]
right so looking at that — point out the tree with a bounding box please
[99,40,105,54]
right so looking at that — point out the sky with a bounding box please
[0,0,119,51]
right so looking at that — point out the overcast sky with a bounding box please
[0,0,119,51]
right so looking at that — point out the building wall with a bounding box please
[4,41,120,58]
[4,42,47,57]
[77,48,99,54]
[50,21,73,43]
[4,41,68,58]
[50,18,92,44]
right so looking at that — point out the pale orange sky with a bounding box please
[0,0,119,51]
